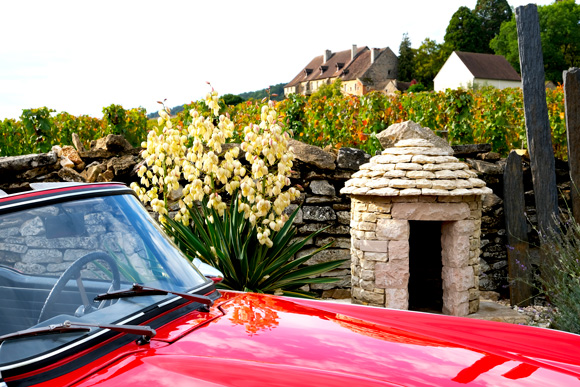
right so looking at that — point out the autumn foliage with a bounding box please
[0,86,568,159]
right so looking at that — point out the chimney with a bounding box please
[324,49,332,63]
[351,44,357,61]
[371,48,380,64]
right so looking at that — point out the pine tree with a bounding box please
[398,33,415,82]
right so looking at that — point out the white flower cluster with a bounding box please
[131,91,300,247]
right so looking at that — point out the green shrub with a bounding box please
[536,214,580,334]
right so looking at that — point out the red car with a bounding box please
[0,183,579,386]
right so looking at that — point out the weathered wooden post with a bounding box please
[564,68,580,222]
[516,4,559,233]
[504,151,532,306]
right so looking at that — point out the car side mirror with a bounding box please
[192,258,224,284]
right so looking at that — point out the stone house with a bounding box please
[434,51,521,92]
[284,45,398,97]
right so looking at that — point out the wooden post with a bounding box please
[516,4,559,233]
[504,152,532,306]
[564,68,580,222]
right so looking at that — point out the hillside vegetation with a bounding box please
[0,85,567,159]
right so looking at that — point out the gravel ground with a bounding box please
[496,299,556,328]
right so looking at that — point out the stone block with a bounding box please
[47,263,69,272]
[22,249,63,264]
[289,139,336,170]
[298,224,349,235]
[375,260,409,289]
[441,233,470,268]
[384,288,408,310]
[309,180,336,196]
[302,206,336,222]
[24,235,98,250]
[442,266,474,292]
[361,259,376,270]
[361,213,377,223]
[469,299,480,314]
[298,248,350,267]
[0,152,58,173]
[358,222,376,231]
[14,262,46,275]
[361,269,375,281]
[442,290,469,310]
[443,301,470,317]
[392,202,470,221]
[316,236,351,249]
[20,217,45,236]
[447,220,476,236]
[337,147,371,170]
[311,277,351,290]
[332,203,350,211]
[367,202,392,213]
[360,280,375,290]
[388,240,409,260]
[0,242,28,254]
[376,219,409,240]
[359,289,385,305]
[337,211,350,224]
[363,232,377,240]
[360,240,388,253]
[364,252,388,262]
[284,204,303,224]
[469,288,479,301]
[64,249,91,261]
[352,201,368,212]
[319,269,350,277]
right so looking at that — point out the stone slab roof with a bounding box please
[341,138,492,197]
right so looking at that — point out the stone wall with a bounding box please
[0,135,141,194]
[283,140,370,298]
[0,136,571,300]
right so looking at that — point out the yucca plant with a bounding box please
[132,91,347,298]
[163,195,346,298]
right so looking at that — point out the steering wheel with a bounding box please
[38,252,121,324]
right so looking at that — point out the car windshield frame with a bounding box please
[0,184,215,372]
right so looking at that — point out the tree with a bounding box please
[474,0,513,53]
[398,33,415,82]
[413,38,446,90]
[491,0,580,83]
[221,94,245,106]
[444,6,485,53]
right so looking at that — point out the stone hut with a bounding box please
[341,121,492,316]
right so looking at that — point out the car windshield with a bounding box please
[0,191,209,366]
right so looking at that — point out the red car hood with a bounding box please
[73,291,580,387]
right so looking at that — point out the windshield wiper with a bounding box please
[0,320,156,346]
[95,283,214,312]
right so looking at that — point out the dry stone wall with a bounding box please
[0,134,570,300]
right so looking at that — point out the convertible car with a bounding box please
[0,182,579,386]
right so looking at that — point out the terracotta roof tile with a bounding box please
[286,46,367,88]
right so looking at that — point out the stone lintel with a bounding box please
[391,202,470,221]
[360,240,388,252]
[384,288,409,310]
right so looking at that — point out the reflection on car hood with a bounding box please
[73,291,580,386]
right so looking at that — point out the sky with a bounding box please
[0,0,555,120]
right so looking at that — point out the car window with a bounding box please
[0,193,209,365]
